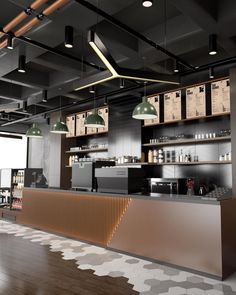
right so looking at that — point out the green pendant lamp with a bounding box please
[132,82,157,120]
[26,123,43,138]
[84,109,105,128]
[51,120,69,134]
[132,96,157,120]
[84,90,105,128]
[50,96,69,134]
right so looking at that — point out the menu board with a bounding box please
[211,79,230,115]
[86,111,97,135]
[97,107,109,133]
[144,95,160,126]
[186,85,206,119]
[76,112,86,136]
[164,90,182,122]
[66,115,75,138]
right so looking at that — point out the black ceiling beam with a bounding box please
[18,36,105,72]
[74,0,195,71]
[0,28,104,72]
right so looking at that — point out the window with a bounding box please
[0,133,27,169]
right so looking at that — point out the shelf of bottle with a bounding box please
[143,136,231,148]
[66,148,108,154]
[117,161,232,166]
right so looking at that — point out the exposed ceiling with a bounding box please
[0,0,236,128]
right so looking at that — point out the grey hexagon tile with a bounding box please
[144,263,161,270]
[214,283,233,292]
[125,258,140,264]
[187,276,204,284]
[108,271,124,277]
[144,278,161,287]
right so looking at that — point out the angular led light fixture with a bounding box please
[26,123,43,138]
[209,34,217,55]
[74,31,179,92]
[132,96,157,120]
[84,109,105,128]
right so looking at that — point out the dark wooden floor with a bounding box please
[0,234,138,295]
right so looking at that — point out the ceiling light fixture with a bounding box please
[18,55,26,73]
[7,34,14,49]
[26,123,43,138]
[84,92,105,128]
[74,31,179,92]
[89,86,95,93]
[42,90,48,102]
[142,0,153,7]
[65,25,74,48]
[209,67,214,79]
[120,78,125,89]
[50,96,69,134]
[132,82,157,120]
[209,34,217,55]
[174,60,179,73]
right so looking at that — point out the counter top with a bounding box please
[23,187,233,205]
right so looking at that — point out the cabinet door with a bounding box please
[66,115,75,138]
[97,107,109,133]
[86,111,97,135]
[144,95,160,126]
[76,113,86,136]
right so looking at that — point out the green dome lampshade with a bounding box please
[26,123,43,138]
[84,109,105,128]
[132,96,158,120]
[51,121,69,134]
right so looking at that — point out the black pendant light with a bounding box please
[7,34,14,50]
[119,78,125,89]
[65,25,74,48]
[209,67,214,79]
[174,60,179,73]
[89,86,95,93]
[42,90,48,102]
[209,34,217,55]
[18,55,26,73]
[142,0,153,7]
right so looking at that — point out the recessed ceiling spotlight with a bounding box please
[65,25,74,48]
[209,34,217,55]
[18,55,26,73]
[142,0,153,7]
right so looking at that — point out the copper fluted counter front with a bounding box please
[17,188,236,280]
[18,188,131,246]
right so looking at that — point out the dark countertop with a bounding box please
[23,187,233,205]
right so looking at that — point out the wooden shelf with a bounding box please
[117,161,232,166]
[66,148,108,154]
[66,131,108,139]
[143,136,231,147]
[143,112,230,127]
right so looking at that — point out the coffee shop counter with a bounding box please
[16,188,236,280]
